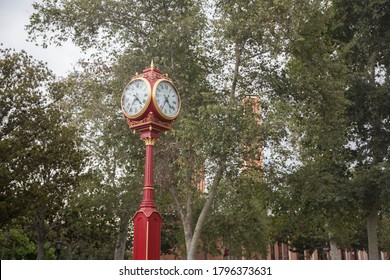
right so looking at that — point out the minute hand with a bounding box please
[167,96,176,111]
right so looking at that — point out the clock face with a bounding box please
[121,78,151,118]
[153,80,180,120]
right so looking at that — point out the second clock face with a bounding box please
[153,80,180,119]
[122,78,151,118]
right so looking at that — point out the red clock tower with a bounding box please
[121,61,180,260]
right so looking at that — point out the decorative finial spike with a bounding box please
[150,59,154,69]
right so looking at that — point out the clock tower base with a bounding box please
[133,210,162,260]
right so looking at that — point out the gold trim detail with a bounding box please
[126,112,173,130]
[146,221,149,260]
[143,138,155,146]
[132,70,171,82]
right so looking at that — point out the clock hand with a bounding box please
[160,99,166,110]
[164,95,175,110]
[162,95,170,109]
[130,97,137,107]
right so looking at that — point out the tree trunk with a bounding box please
[367,207,380,260]
[327,229,339,260]
[329,240,339,260]
[170,164,225,260]
[36,217,46,260]
[230,42,242,101]
[170,174,194,258]
[67,244,73,260]
[114,211,131,260]
[187,164,225,260]
[183,216,193,256]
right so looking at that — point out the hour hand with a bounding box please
[134,96,141,103]
[130,97,137,107]
[163,95,173,109]
[162,96,169,108]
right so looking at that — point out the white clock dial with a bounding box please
[121,78,150,118]
[154,80,180,119]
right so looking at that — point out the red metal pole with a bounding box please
[140,138,156,209]
[133,132,162,260]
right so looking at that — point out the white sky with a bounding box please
[0,0,87,77]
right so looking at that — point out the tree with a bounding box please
[265,0,390,260]
[330,0,390,259]
[0,48,85,259]
[57,174,123,259]
[208,170,269,259]
[262,0,356,259]
[0,221,36,259]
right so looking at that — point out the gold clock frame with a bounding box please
[152,79,181,121]
[121,77,152,119]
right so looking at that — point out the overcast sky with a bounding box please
[0,0,87,77]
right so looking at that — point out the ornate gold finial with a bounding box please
[150,59,154,69]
